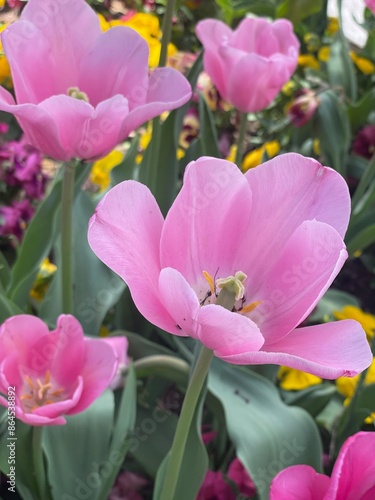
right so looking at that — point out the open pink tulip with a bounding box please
[0,314,121,425]
[88,153,372,378]
[0,0,191,161]
[270,431,375,499]
[195,17,299,113]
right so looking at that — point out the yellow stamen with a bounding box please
[37,379,52,400]
[25,375,35,390]
[240,300,262,315]
[50,389,64,397]
[20,394,33,400]
[203,271,215,296]
[45,370,51,384]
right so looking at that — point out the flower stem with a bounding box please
[234,112,248,168]
[32,427,48,500]
[61,161,76,314]
[159,345,214,500]
[159,0,177,68]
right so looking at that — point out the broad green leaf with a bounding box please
[153,390,208,500]
[309,288,360,322]
[346,224,375,256]
[39,189,124,335]
[111,136,140,185]
[120,330,175,359]
[276,0,323,24]
[43,391,115,500]
[312,90,350,175]
[100,364,137,498]
[209,360,323,499]
[197,93,220,157]
[281,383,336,417]
[8,164,91,308]
[0,293,24,323]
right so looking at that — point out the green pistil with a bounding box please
[216,271,247,301]
[67,87,89,102]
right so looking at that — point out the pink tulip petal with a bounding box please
[158,267,200,337]
[238,153,350,288]
[197,305,264,358]
[17,410,66,426]
[270,465,330,500]
[121,67,192,138]
[195,19,232,97]
[160,157,252,285]
[68,339,117,415]
[79,27,149,108]
[27,315,85,385]
[220,320,372,378]
[88,180,178,332]
[0,315,49,363]
[232,17,280,56]
[37,94,129,160]
[251,220,347,343]
[0,355,22,388]
[328,432,375,499]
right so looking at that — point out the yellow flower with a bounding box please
[298,54,320,70]
[242,141,280,172]
[98,13,177,68]
[350,51,375,75]
[0,24,12,88]
[303,33,320,53]
[90,150,124,191]
[226,145,237,163]
[313,138,321,156]
[278,366,322,391]
[333,305,375,341]
[281,80,297,96]
[29,258,57,301]
[326,17,339,36]
[336,358,375,405]
[364,412,375,425]
[0,0,6,7]
[99,325,110,338]
[318,46,330,62]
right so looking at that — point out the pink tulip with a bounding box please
[88,153,372,378]
[365,0,375,15]
[102,336,129,390]
[0,314,121,425]
[0,0,191,161]
[195,17,299,113]
[270,432,375,499]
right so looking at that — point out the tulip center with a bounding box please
[201,271,262,314]
[20,370,65,412]
[67,86,89,103]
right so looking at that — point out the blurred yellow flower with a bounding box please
[29,258,57,301]
[99,325,110,337]
[136,122,153,164]
[242,141,280,172]
[303,33,320,53]
[350,51,375,75]
[278,366,322,390]
[334,305,375,341]
[0,0,5,7]
[318,46,330,62]
[298,54,320,70]
[90,150,124,191]
[281,80,297,96]
[98,13,177,68]
[326,17,339,36]
[313,138,321,156]
[0,24,12,88]
[336,358,375,405]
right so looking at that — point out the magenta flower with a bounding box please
[287,89,320,128]
[195,18,299,113]
[102,336,129,390]
[270,432,375,499]
[88,154,372,378]
[227,458,256,497]
[365,0,375,15]
[197,470,235,500]
[0,315,120,425]
[0,0,191,161]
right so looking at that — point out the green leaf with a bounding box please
[209,360,323,499]
[346,224,375,256]
[312,90,350,175]
[281,383,336,417]
[153,391,208,500]
[327,31,357,102]
[348,88,375,131]
[111,136,140,186]
[0,292,24,323]
[43,391,115,500]
[0,250,10,292]
[99,364,137,498]
[8,164,91,308]
[39,189,125,335]
[121,330,175,359]
[197,93,220,157]
[308,288,360,322]
[276,0,323,24]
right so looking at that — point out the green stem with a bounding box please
[234,112,248,168]
[159,345,214,500]
[159,0,177,68]
[61,161,76,314]
[32,427,48,500]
